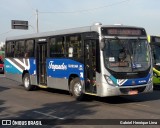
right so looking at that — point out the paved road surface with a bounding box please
[0,76,160,128]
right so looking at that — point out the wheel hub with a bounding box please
[74,82,82,96]
[24,77,29,88]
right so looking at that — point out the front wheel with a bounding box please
[70,78,85,101]
[23,73,35,91]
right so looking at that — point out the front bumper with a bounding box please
[98,82,153,97]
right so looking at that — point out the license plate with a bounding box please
[128,90,138,95]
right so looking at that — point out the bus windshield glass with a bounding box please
[152,45,160,64]
[103,39,150,72]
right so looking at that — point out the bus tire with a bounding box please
[23,73,35,91]
[70,77,85,101]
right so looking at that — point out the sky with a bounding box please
[0,0,160,42]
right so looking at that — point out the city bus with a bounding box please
[4,23,153,100]
[148,35,160,85]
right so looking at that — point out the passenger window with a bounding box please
[15,40,25,57]
[66,35,82,58]
[26,40,35,57]
[6,41,14,57]
[50,37,65,57]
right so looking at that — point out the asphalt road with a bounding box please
[0,75,160,128]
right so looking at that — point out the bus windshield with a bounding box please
[152,45,160,64]
[103,39,150,72]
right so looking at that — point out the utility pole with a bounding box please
[36,9,39,33]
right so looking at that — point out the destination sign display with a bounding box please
[101,27,146,36]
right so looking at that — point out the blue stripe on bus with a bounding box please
[5,58,84,80]
[4,58,36,75]
[4,59,22,74]
[28,59,36,75]
[46,59,84,80]
[110,73,151,86]
[122,74,151,86]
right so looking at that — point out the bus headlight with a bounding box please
[148,71,153,84]
[104,75,114,85]
[148,76,153,84]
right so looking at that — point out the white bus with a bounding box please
[5,23,153,100]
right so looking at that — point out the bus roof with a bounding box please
[148,35,160,43]
[6,24,145,41]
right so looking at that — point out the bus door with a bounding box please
[84,40,97,94]
[37,42,47,85]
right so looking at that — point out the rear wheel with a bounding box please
[23,73,35,91]
[70,78,85,101]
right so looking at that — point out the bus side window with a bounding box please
[15,40,25,58]
[50,38,56,57]
[6,41,14,57]
[50,37,65,58]
[66,35,82,58]
[26,40,35,57]
[68,47,73,57]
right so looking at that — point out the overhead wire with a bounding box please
[0,30,13,36]
[0,0,131,38]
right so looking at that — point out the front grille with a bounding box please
[108,67,150,79]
